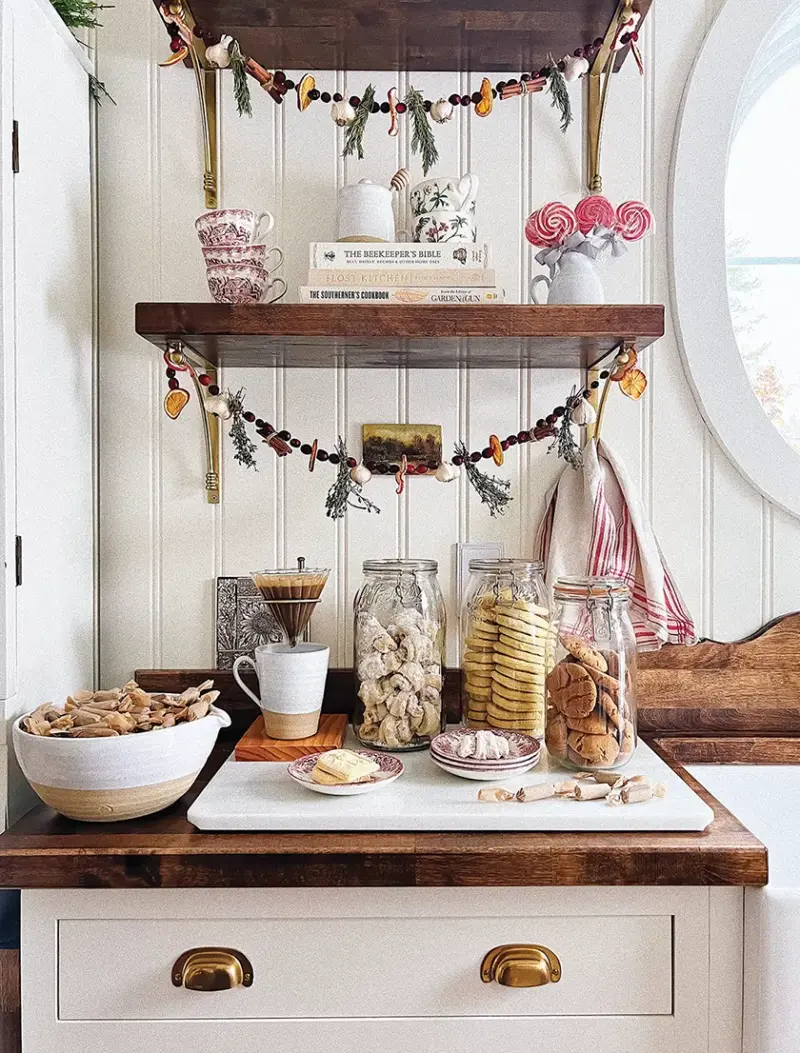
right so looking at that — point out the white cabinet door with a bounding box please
[0,0,94,824]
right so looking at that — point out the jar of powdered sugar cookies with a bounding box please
[460,560,554,738]
[546,577,637,770]
[353,560,446,751]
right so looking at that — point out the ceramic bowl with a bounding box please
[12,705,231,822]
[287,751,404,796]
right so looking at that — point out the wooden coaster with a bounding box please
[234,713,348,762]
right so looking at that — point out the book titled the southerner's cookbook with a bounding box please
[300,287,504,304]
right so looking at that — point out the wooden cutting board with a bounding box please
[234,713,348,762]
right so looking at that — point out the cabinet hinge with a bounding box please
[15,536,22,587]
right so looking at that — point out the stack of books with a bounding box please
[300,242,503,304]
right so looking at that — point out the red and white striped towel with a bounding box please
[534,438,696,650]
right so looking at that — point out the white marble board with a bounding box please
[188,735,714,832]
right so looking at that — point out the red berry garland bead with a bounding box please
[481,447,492,458]
[274,70,286,84]
[416,464,428,474]
[370,102,380,114]
[333,92,342,102]
[198,373,211,386]
[278,430,291,440]
[328,452,340,465]
[169,36,184,52]
[471,90,482,104]
[284,79,295,90]
[506,435,518,445]
[316,450,329,462]
[424,100,432,111]
[349,96,360,107]
[168,378,179,390]
[600,369,610,379]
[406,464,416,475]
[346,457,357,468]
[208,384,220,396]
[546,413,557,424]
[388,463,400,474]
[166,367,176,378]
[376,463,389,474]
[396,102,407,113]
[452,455,464,466]
[243,411,255,423]
[309,89,321,101]
[290,438,301,448]
[470,452,481,463]
[536,418,546,428]
[380,101,390,113]
[448,93,460,105]
[460,95,471,106]
[300,443,312,455]
[365,461,377,471]
[501,440,510,451]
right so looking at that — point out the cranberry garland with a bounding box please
[164,360,612,514]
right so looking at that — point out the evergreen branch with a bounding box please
[547,66,573,132]
[89,74,115,106]
[51,0,111,28]
[229,40,253,117]
[228,389,258,470]
[325,438,381,519]
[342,85,375,161]
[455,441,512,517]
[404,85,438,175]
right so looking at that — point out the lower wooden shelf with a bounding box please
[134,303,665,369]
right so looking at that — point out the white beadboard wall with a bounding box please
[95,0,800,684]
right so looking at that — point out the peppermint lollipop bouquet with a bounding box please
[524,196,653,305]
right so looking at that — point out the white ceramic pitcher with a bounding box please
[530,251,605,305]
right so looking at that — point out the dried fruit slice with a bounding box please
[164,387,190,419]
[297,74,315,111]
[620,367,648,400]
[610,345,638,381]
[489,434,504,466]
[475,77,493,117]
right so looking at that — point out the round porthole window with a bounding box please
[673,0,800,516]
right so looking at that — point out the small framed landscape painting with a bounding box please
[362,424,442,468]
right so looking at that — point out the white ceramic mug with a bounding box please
[413,208,477,243]
[410,173,479,216]
[195,208,275,247]
[233,643,329,739]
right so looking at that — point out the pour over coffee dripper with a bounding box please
[251,561,329,647]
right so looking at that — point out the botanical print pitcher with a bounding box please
[530,251,605,304]
[410,174,479,216]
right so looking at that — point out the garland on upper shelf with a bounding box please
[156,4,644,174]
[162,345,647,519]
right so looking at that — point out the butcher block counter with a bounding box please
[0,738,767,887]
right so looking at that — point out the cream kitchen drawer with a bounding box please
[22,887,742,1053]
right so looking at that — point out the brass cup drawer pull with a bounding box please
[172,947,254,991]
[480,944,562,988]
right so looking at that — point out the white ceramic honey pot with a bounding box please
[336,169,410,242]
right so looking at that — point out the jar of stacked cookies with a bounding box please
[353,559,446,751]
[545,577,637,770]
[460,560,553,737]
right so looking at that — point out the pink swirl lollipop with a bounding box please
[524,201,578,247]
[615,200,653,241]
[574,194,616,234]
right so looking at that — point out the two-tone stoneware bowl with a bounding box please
[13,705,231,822]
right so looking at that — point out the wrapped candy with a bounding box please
[614,200,653,242]
[524,202,579,248]
[575,194,616,234]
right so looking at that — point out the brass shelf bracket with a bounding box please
[585,0,637,194]
[160,1,219,208]
[165,341,221,504]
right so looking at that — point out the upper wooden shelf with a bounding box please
[134,303,665,369]
[186,0,651,72]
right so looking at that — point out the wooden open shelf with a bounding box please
[135,303,664,369]
[185,0,651,73]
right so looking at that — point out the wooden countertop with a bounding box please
[0,740,767,888]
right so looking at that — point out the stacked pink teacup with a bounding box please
[196,208,286,305]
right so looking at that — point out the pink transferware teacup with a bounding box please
[202,244,284,272]
[195,208,275,248]
[205,263,287,305]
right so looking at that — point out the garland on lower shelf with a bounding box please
[159,349,654,519]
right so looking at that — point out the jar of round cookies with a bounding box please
[545,577,637,770]
[460,560,553,737]
[353,559,446,751]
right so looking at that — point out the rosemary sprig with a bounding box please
[228,389,258,470]
[89,74,115,106]
[404,86,439,175]
[455,441,512,517]
[51,0,111,28]
[548,388,582,469]
[547,65,573,132]
[342,85,376,161]
[229,39,253,117]
[325,438,381,519]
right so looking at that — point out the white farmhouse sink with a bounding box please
[689,765,800,1053]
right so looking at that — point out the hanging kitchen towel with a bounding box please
[534,438,696,650]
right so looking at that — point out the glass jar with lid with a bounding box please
[460,559,553,738]
[353,559,446,750]
[545,576,637,770]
